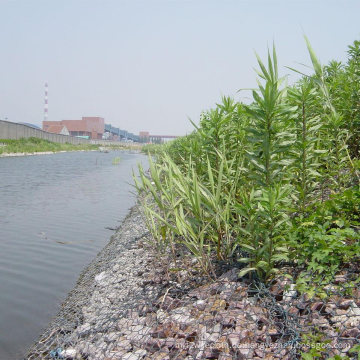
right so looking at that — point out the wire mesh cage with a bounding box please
[26,206,360,360]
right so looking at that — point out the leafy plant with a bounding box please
[135,37,360,287]
[237,185,291,280]
[290,187,360,286]
[288,78,324,213]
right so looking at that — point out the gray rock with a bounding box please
[122,349,147,360]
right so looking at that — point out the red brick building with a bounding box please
[43,117,104,139]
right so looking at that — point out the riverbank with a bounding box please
[25,203,159,360]
[0,138,100,156]
[0,149,99,157]
[0,138,143,157]
[0,147,143,158]
[25,202,360,360]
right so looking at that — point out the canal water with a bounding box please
[0,150,147,360]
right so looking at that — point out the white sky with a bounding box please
[0,0,359,136]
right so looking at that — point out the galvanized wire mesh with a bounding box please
[25,205,360,360]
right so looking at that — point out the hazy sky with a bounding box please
[0,0,359,136]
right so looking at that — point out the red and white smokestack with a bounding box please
[44,82,48,122]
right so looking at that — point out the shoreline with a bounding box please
[25,204,360,360]
[0,148,142,158]
[25,203,162,360]
[0,149,98,158]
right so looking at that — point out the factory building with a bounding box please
[43,117,104,139]
[46,125,69,135]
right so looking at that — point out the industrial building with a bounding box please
[43,117,104,139]
[104,124,139,142]
[46,125,69,135]
[139,131,178,143]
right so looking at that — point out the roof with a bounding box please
[18,122,41,129]
[43,117,104,134]
[46,125,67,134]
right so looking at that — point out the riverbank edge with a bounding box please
[25,203,360,359]
[0,149,98,158]
[0,148,143,158]
[25,201,155,359]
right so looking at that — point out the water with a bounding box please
[0,151,147,360]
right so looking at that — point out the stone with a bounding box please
[228,333,240,349]
[325,303,336,314]
[105,349,129,359]
[76,323,93,338]
[338,299,355,310]
[171,311,195,326]
[173,338,187,350]
[311,317,330,329]
[60,348,78,359]
[238,347,253,359]
[288,306,299,316]
[214,335,230,353]
[228,301,243,309]
[95,271,107,283]
[143,337,164,351]
[156,309,168,324]
[104,332,122,342]
[77,342,98,357]
[122,349,147,360]
[335,309,348,315]
[254,348,265,358]
[218,268,239,282]
[203,347,221,358]
[151,351,170,360]
[188,287,208,300]
[144,313,157,326]
[218,354,233,360]
[117,318,133,332]
[126,325,151,344]
[209,299,227,313]
[163,338,176,348]
[334,275,347,284]
[158,296,182,311]
[204,331,220,343]
[114,337,132,351]
[310,301,324,312]
[195,300,206,311]
[342,327,360,338]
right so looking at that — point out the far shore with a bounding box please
[0,149,98,158]
[0,138,144,158]
[0,148,143,158]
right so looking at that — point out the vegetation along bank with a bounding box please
[28,38,360,359]
[0,137,142,157]
[135,38,360,359]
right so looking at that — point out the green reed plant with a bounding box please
[304,37,351,191]
[235,46,295,280]
[324,41,360,158]
[288,79,325,213]
[236,185,292,280]
[244,47,294,188]
[135,37,360,285]
[135,148,242,274]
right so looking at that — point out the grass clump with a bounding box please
[135,37,360,290]
[0,137,99,155]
